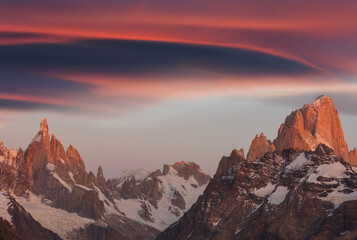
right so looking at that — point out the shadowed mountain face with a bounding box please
[157,145,357,240]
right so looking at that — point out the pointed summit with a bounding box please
[66,144,85,170]
[247,133,275,161]
[274,95,351,163]
[40,117,49,135]
[30,118,50,147]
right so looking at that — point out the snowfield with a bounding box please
[287,153,310,170]
[255,182,275,197]
[0,191,12,223]
[115,166,207,231]
[14,192,93,239]
[269,186,289,205]
[307,162,348,183]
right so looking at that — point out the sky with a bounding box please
[0,0,357,177]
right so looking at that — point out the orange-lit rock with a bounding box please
[350,148,357,167]
[247,133,275,161]
[274,95,355,165]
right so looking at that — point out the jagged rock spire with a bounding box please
[247,133,275,162]
[40,118,49,135]
[31,117,51,148]
[66,144,85,170]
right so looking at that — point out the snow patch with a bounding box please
[212,219,221,227]
[255,182,275,197]
[92,184,118,215]
[0,191,12,224]
[287,153,310,170]
[14,192,93,239]
[307,162,347,183]
[75,184,92,191]
[68,172,75,182]
[269,186,289,205]
[46,163,55,171]
[52,173,72,193]
[46,163,72,192]
[114,169,149,189]
[321,186,357,208]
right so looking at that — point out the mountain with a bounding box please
[244,95,356,166]
[0,118,209,239]
[1,95,356,239]
[157,95,357,240]
[157,144,357,240]
[109,161,210,231]
[274,95,356,166]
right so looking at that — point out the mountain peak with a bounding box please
[230,148,245,159]
[247,133,275,161]
[275,95,351,163]
[30,118,50,146]
[163,162,210,185]
[66,144,85,170]
[39,118,49,135]
[314,94,331,102]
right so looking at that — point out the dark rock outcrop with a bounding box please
[215,148,245,177]
[163,161,210,186]
[0,217,22,240]
[157,146,357,240]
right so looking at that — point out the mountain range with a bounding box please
[0,95,356,240]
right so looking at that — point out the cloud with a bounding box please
[0,99,68,111]
[0,31,47,39]
[0,39,320,78]
[0,38,325,112]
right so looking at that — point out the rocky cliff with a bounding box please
[245,95,356,166]
[157,145,357,240]
[247,133,275,162]
[274,95,354,165]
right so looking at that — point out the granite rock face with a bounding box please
[350,148,357,167]
[274,95,353,164]
[247,133,275,162]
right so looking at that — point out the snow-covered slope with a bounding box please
[114,169,150,189]
[111,162,210,230]
[0,190,12,223]
[13,192,93,239]
[157,144,357,240]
